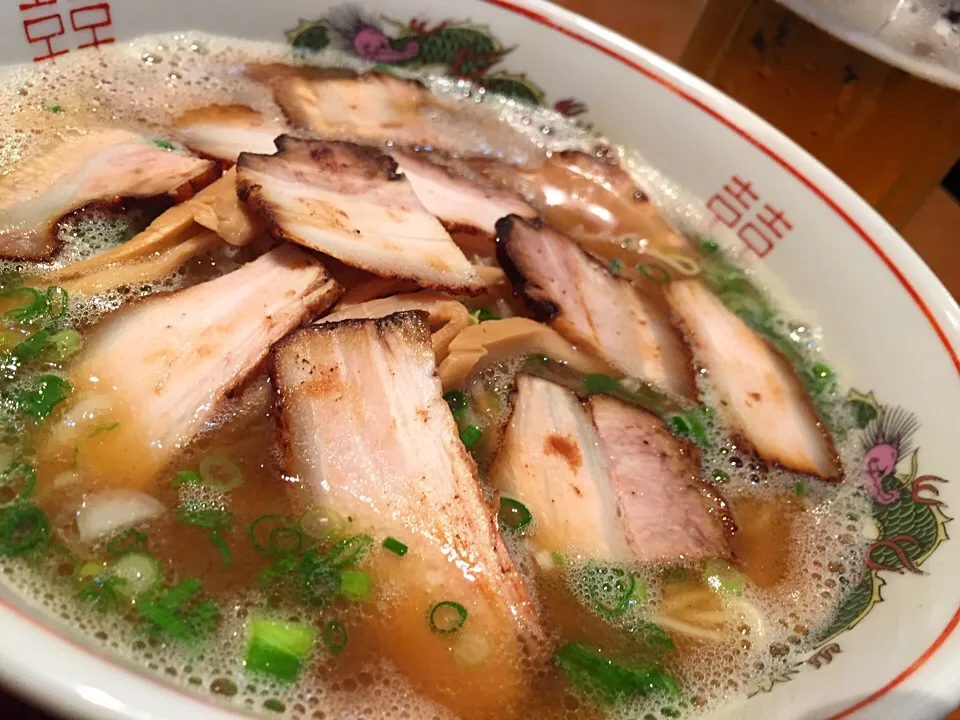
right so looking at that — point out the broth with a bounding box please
[0,32,872,720]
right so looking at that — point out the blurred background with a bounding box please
[555,0,960,298]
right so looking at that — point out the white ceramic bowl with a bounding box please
[0,2,958,719]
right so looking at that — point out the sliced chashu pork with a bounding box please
[174,104,287,164]
[237,136,484,294]
[318,292,471,361]
[39,245,340,494]
[272,311,544,716]
[589,394,732,563]
[0,129,218,260]
[266,68,525,156]
[272,70,440,147]
[665,279,842,480]
[392,151,536,250]
[496,215,696,399]
[491,375,628,560]
[489,376,729,564]
[456,150,702,271]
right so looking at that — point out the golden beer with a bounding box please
[681,0,960,228]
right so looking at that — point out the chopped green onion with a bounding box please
[0,504,50,555]
[257,554,299,588]
[429,601,468,634]
[586,563,636,619]
[443,390,468,420]
[324,534,373,569]
[153,139,175,150]
[137,601,192,639]
[459,424,482,449]
[583,373,621,396]
[794,482,807,497]
[108,551,163,599]
[1,287,47,324]
[248,515,292,555]
[635,263,671,283]
[12,330,53,360]
[631,579,649,605]
[269,527,303,556]
[89,422,120,438]
[77,576,120,611]
[153,577,201,610]
[476,308,500,322]
[177,502,233,532]
[299,505,345,541]
[47,329,82,360]
[298,550,341,606]
[530,363,676,417]
[323,620,347,654]
[0,462,36,504]
[198,455,243,491]
[609,258,622,272]
[77,561,106,581]
[137,578,219,641]
[631,620,675,653]
[703,559,746,595]
[699,239,721,254]
[498,497,532,532]
[554,642,680,704]
[106,528,146,554]
[668,409,711,449]
[173,470,200,487]
[209,530,232,566]
[551,551,565,566]
[18,375,71,419]
[382,536,408,557]
[245,618,317,683]
[339,570,372,601]
[46,286,68,319]
[712,469,729,483]
[47,104,64,114]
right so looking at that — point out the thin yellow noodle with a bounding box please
[652,614,729,643]
[672,609,730,628]
[660,588,718,614]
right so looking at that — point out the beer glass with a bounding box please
[681,0,960,228]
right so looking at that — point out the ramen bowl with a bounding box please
[0,1,958,719]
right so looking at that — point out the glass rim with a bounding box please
[779,0,960,90]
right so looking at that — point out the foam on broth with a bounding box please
[0,32,873,719]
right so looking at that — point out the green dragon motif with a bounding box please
[284,6,580,115]
[815,390,950,643]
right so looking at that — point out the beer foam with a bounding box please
[782,0,960,86]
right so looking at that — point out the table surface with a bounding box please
[3,1,959,719]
